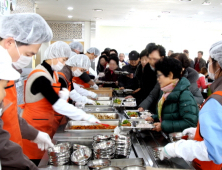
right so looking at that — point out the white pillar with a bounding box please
[84,21,91,53]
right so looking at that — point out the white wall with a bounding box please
[94,22,222,61]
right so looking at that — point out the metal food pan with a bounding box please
[132,121,154,130]
[86,101,113,107]
[64,121,119,132]
[83,106,116,113]
[97,97,112,101]
[122,102,137,107]
[120,120,134,132]
[113,97,125,107]
[124,110,141,119]
[88,113,119,121]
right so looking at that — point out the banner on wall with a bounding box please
[0,0,10,16]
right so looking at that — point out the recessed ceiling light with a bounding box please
[94,9,103,12]
[179,0,193,1]
[198,11,204,15]
[162,11,170,14]
[67,7,73,10]
[68,15,73,18]
[202,1,211,5]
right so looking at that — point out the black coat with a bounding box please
[118,64,139,90]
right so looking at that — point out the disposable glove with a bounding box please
[33,131,54,151]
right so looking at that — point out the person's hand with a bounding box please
[87,99,96,105]
[159,143,177,160]
[82,114,101,123]
[129,73,134,79]
[132,88,141,94]
[33,131,54,151]
[145,116,154,122]
[58,88,70,101]
[182,127,197,140]
[125,95,133,99]
[90,92,98,99]
[153,122,162,132]
[115,81,118,86]
[119,87,125,90]
[91,83,99,90]
[138,107,144,112]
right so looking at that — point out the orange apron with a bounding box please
[193,91,222,170]
[72,71,90,88]
[2,81,23,148]
[21,69,61,160]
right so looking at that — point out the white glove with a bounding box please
[160,143,177,160]
[33,131,54,151]
[87,99,96,105]
[182,127,197,140]
[90,92,98,99]
[58,88,70,101]
[91,83,99,90]
[82,114,101,123]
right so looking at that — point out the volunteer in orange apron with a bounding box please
[21,41,100,165]
[160,40,222,170]
[0,13,54,168]
[72,47,100,89]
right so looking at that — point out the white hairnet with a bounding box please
[44,41,71,60]
[66,54,91,70]
[87,47,100,56]
[0,13,52,44]
[69,42,83,52]
[210,40,222,68]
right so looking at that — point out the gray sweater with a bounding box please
[139,67,204,110]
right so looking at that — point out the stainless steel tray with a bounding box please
[88,113,119,121]
[64,121,119,132]
[97,97,112,101]
[113,97,125,107]
[83,106,116,113]
[120,120,154,131]
[122,101,137,107]
[114,71,130,75]
[124,110,141,119]
[86,100,113,107]
[95,80,115,84]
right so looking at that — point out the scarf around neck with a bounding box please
[157,79,179,122]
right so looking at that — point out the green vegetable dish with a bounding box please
[121,120,131,126]
[127,111,138,117]
[114,98,121,104]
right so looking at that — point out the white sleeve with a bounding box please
[73,83,94,97]
[52,99,86,120]
[175,140,210,162]
[69,89,91,103]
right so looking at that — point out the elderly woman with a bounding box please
[146,57,198,133]
[99,54,122,88]
[160,40,222,170]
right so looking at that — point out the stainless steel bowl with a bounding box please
[169,132,188,142]
[111,135,130,141]
[94,147,116,154]
[49,161,69,166]
[152,146,167,160]
[87,159,111,169]
[94,153,115,159]
[48,151,70,157]
[73,144,88,150]
[100,166,121,170]
[115,90,124,94]
[93,134,110,142]
[122,165,146,170]
[48,143,70,154]
[93,140,115,150]
[71,148,92,165]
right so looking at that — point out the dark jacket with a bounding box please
[194,57,206,71]
[100,67,122,88]
[139,67,204,110]
[152,77,199,133]
[118,64,139,90]
[189,59,194,68]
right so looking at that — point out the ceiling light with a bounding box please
[68,15,73,18]
[202,1,211,5]
[179,0,193,1]
[94,9,103,12]
[198,11,204,15]
[162,11,170,14]
[67,7,73,10]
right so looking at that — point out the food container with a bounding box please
[65,121,119,133]
[114,89,124,94]
[133,121,154,130]
[123,165,146,170]
[89,113,119,121]
[71,147,92,165]
[83,106,115,113]
[123,89,134,95]
[122,101,137,107]
[93,134,111,143]
[169,132,189,142]
[97,97,112,101]
[113,97,124,107]
[93,140,115,151]
[140,111,153,119]
[86,100,113,107]
[114,71,130,75]
[100,166,121,170]
[124,110,141,119]
[87,159,111,169]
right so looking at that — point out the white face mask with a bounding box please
[208,62,220,80]
[51,59,64,71]
[12,55,32,70]
[72,69,83,77]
